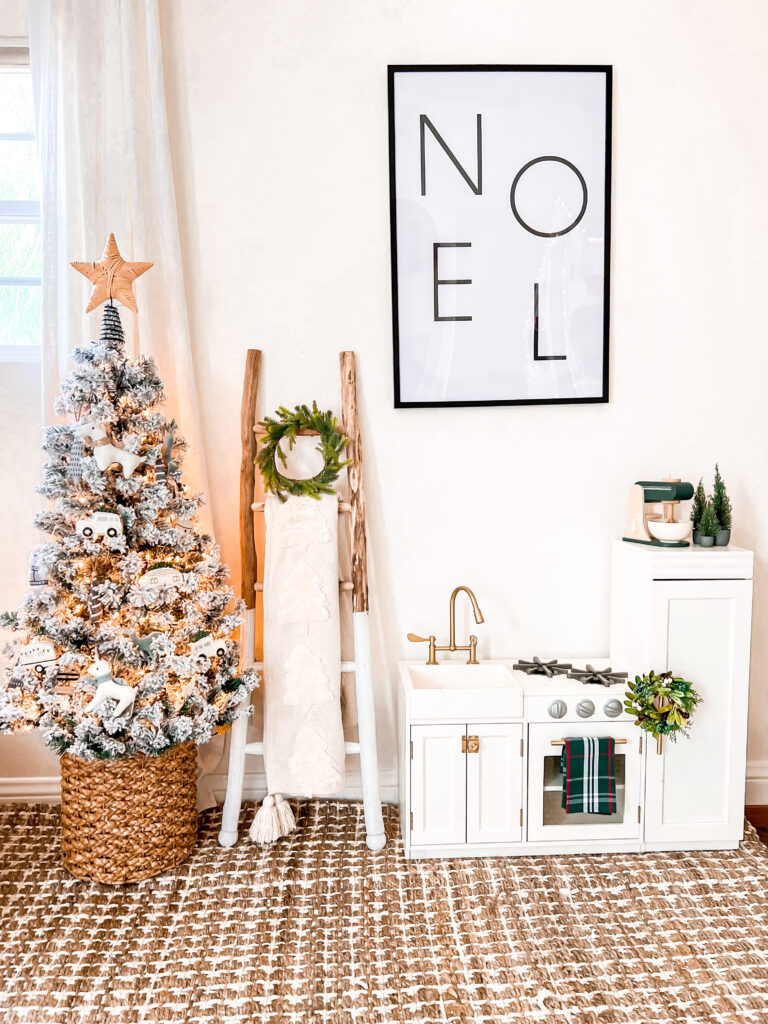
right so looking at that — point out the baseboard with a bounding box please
[0,776,61,802]
[0,769,399,806]
[2,764,764,809]
[745,762,768,805]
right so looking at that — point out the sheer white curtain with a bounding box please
[27,0,222,806]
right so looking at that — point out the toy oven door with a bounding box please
[527,722,644,843]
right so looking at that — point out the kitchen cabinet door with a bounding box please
[410,723,466,846]
[644,579,753,845]
[466,723,524,844]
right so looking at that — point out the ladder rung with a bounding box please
[252,500,351,513]
[254,581,352,592]
[254,426,347,438]
[247,660,353,674]
[244,741,359,756]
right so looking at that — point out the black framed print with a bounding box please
[388,65,612,408]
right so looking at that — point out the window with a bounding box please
[0,55,41,362]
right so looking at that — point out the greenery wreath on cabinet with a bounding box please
[624,670,702,741]
[257,402,350,502]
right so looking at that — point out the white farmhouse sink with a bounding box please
[399,661,523,721]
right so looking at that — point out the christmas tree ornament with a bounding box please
[129,630,163,662]
[189,632,226,661]
[70,233,153,313]
[89,590,106,625]
[75,510,124,540]
[137,565,184,589]
[66,430,83,483]
[17,642,57,675]
[84,659,136,717]
[77,422,145,478]
[28,545,51,589]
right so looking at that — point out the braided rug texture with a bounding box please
[1,801,768,1024]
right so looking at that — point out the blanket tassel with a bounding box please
[249,793,296,845]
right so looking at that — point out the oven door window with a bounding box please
[543,752,626,826]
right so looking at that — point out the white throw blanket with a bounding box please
[250,494,345,843]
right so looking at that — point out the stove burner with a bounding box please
[568,664,629,688]
[513,657,572,678]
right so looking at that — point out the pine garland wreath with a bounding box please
[257,402,350,502]
[624,670,702,741]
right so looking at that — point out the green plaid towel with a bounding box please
[561,737,617,815]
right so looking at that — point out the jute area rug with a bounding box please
[1,802,767,1024]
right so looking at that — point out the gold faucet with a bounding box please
[408,585,484,665]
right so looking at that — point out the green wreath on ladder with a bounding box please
[257,402,350,502]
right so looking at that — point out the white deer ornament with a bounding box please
[85,658,137,717]
[78,422,145,478]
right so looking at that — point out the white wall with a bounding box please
[3,0,768,799]
[155,0,768,795]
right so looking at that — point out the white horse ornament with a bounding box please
[85,658,137,717]
[78,422,145,478]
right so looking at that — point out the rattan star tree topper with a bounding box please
[71,233,153,313]
[0,238,258,759]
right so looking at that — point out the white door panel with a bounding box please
[645,580,752,844]
[467,723,523,844]
[410,724,466,846]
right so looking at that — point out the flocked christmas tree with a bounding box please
[0,237,258,759]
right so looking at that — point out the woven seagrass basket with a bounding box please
[60,741,198,884]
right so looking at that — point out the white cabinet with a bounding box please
[610,541,753,850]
[409,721,523,849]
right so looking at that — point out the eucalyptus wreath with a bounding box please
[257,403,349,502]
[624,670,702,741]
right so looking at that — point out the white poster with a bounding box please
[388,66,612,407]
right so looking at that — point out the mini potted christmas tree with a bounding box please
[698,499,719,548]
[712,463,732,546]
[0,235,259,883]
[690,478,706,544]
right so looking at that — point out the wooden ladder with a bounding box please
[217,351,386,851]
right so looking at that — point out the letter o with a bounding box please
[510,156,588,238]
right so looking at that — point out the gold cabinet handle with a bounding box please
[467,735,479,754]
[656,735,663,755]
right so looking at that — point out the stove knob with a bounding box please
[548,700,567,719]
[604,699,623,718]
[576,699,595,718]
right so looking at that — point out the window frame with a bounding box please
[0,47,42,364]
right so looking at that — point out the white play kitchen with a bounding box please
[398,539,754,859]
